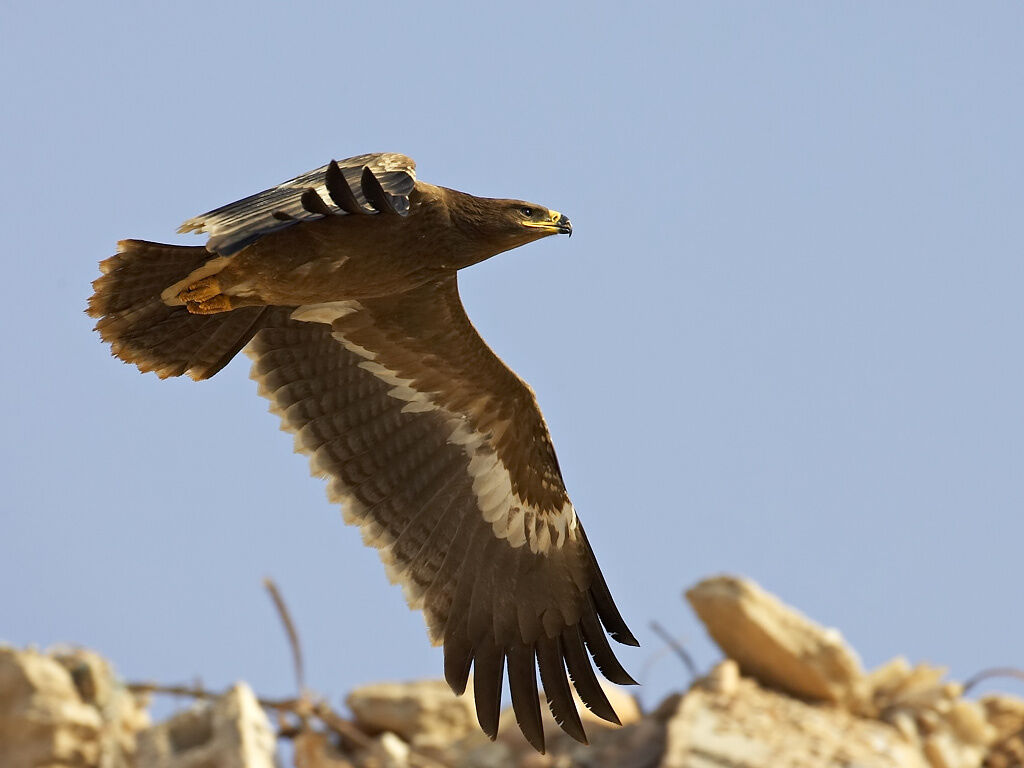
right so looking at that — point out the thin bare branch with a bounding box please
[963,666,1024,695]
[263,577,305,693]
[649,621,699,681]
[126,682,302,711]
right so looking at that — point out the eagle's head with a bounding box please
[505,201,573,240]
[441,188,573,266]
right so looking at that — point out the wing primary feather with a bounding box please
[536,636,588,745]
[443,621,474,696]
[360,166,398,214]
[472,641,505,740]
[300,188,334,216]
[560,625,621,725]
[325,160,368,214]
[507,645,545,753]
[437,518,491,647]
[580,600,638,686]
[466,537,502,645]
[578,525,640,646]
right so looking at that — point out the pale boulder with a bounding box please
[135,683,276,768]
[346,679,478,750]
[0,645,147,768]
[686,575,866,706]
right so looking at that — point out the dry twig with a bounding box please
[963,666,1024,695]
[264,577,306,694]
[649,621,698,681]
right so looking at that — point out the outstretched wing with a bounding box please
[245,276,637,751]
[180,153,417,255]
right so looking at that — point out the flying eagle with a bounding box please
[88,153,637,751]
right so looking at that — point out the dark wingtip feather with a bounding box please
[443,639,473,696]
[561,626,621,725]
[300,188,334,216]
[472,643,504,740]
[615,632,641,648]
[593,580,640,646]
[360,166,398,214]
[325,160,367,214]
[507,645,545,753]
[536,637,588,745]
[577,525,640,647]
[581,607,639,686]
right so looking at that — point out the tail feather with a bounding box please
[88,239,269,380]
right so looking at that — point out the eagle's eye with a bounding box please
[519,206,534,217]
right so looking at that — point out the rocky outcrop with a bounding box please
[663,660,930,768]
[685,575,866,707]
[345,679,479,751]
[0,646,149,768]
[2,576,1022,767]
[136,683,276,768]
[684,575,1024,768]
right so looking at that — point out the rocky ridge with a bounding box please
[2,576,1021,767]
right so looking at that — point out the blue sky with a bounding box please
[2,2,1022,715]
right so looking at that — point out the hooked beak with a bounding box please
[523,210,573,236]
[555,213,572,236]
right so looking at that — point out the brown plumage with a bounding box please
[87,153,637,751]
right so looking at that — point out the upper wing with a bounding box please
[179,153,417,255]
[245,277,637,751]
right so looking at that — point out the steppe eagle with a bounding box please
[88,153,637,752]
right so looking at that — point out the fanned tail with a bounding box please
[87,239,269,380]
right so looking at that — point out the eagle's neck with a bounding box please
[440,187,517,267]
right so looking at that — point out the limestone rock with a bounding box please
[0,645,148,768]
[135,683,276,768]
[922,729,987,768]
[358,732,410,768]
[867,657,960,719]
[345,679,478,750]
[982,694,1024,768]
[8,577,1022,768]
[865,657,1008,767]
[686,575,866,706]
[54,647,152,761]
[293,730,356,768]
[346,677,639,762]
[697,659,741,696]
[661,672,929,768]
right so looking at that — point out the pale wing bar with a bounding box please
[179,152,416,255]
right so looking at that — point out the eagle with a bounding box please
[88,153,637,751]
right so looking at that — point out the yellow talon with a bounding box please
[185,295,233,314]
[177,276,222,304]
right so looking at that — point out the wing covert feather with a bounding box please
[180,153,416,255]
